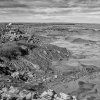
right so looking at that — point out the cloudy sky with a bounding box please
[0,0,100,23]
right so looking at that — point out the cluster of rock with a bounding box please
[0,86,37,100]
[40,89,77,100]
[0,33,71,72]
[0,80,97,100]
[0,23,73,100]
[0,87,77,100]
[0,23,31,43]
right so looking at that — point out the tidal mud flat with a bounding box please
[0,23,100,100]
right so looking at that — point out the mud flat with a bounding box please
[0,23,100,100]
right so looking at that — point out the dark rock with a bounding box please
[87,96,96,100]
[81,63,100,74]
[0,66,11,75]
[78,81,95,91]
[3,97,7,100]
[32,93,39,99]
[8,97,17,100]
[19,73,28,82]
[22,97,27,100]
[78,81,85,86]
[19,46,29,56]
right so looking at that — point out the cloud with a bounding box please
[0,0,100,23]
[0,12,100,23]
[0,0,100,8]
[0,0,29,8]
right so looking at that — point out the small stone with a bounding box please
[26,93,32,100]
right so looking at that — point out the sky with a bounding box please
[0,0,100,23]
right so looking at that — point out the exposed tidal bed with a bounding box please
[0,23,100,100]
